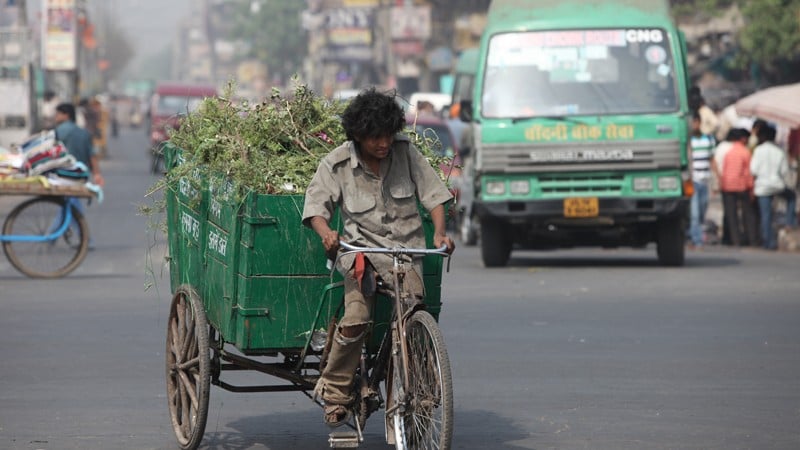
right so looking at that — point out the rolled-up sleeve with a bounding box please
[407,144,454,211]
[302,161,340,228]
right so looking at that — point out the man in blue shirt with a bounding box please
[54,103,104,186]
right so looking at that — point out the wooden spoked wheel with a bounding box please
[166,285,210,450]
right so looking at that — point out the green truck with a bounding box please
[459,0,692,266]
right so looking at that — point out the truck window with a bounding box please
[481,29,678,118]
[157,95,205,116]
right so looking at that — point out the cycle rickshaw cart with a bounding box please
[0,179,94,278]
[163,145,453,449]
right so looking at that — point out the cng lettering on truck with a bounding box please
[208,230,227,257]
[529,149,635,162]
[181,211,200,241]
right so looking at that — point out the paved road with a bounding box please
[1,128,799,450]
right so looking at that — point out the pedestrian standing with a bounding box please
[40,90,59,130]
[689,86,719,137]
[689,113,715,248]
[719,128,757,247]
[711,130,735,245]
[751,123,797,249]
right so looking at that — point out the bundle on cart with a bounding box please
[1,131,101,199]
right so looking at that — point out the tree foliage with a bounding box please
[737,0,800,83]
[228,1,308,84]
[671,0,800,84]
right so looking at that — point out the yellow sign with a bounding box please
[564,197,599,218]
[525,123,635,142]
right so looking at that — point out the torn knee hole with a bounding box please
[336,323,368,344]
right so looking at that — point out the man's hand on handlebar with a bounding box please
[433,233,456,255]
[309,216,340,260]
[321,229,340,260]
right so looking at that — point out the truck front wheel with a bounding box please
[481,218,511,267]
[656,219,685,266]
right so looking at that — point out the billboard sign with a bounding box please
[325,7,374,62]
[390,5,431,40]
[43,0,76,71]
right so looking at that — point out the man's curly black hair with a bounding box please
[341,87,405,141]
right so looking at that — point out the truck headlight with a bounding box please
[486,181,505,195]
[633,177,653,191]
[657,176,679,191]
[510,180,530,195]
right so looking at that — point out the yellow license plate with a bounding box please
[563,197,599,218]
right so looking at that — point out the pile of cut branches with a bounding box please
[156,80,452,199]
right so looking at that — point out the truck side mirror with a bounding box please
[459,100,473,122]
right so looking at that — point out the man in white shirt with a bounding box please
[751,123,796,249]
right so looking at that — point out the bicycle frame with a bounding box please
[331,242,449,434]
[0,196,79,243]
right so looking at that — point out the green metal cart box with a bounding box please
[163,144,444,355]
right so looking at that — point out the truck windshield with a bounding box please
[157,95,205,116]
[481,29,678,118]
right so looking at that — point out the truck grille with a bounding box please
[539,174,625,196]
[480,139,682,173]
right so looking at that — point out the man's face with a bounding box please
[691,118,701,135]
[54,111,68,125]
[358,134,393,161]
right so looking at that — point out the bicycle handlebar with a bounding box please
[328,241,451,275]
[339,241,450,258]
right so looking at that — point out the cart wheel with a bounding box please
[166,285,210,450]
[2,197,89,278]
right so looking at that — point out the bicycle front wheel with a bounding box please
[2,197,89,278]
[390,310,453,450]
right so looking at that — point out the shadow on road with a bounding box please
[0,273,136,281]
[504,249,741,269]
[196,408,534,450]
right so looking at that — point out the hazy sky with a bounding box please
[92,0,192,59]
[31,0,193,66]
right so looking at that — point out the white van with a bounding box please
[408,92,453,115]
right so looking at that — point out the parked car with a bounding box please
[149,82,217,173]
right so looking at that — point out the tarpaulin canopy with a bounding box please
[735,83,800,129]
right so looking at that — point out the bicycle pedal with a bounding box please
[328,430,360,448]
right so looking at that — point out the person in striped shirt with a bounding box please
[689,113,716,248]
